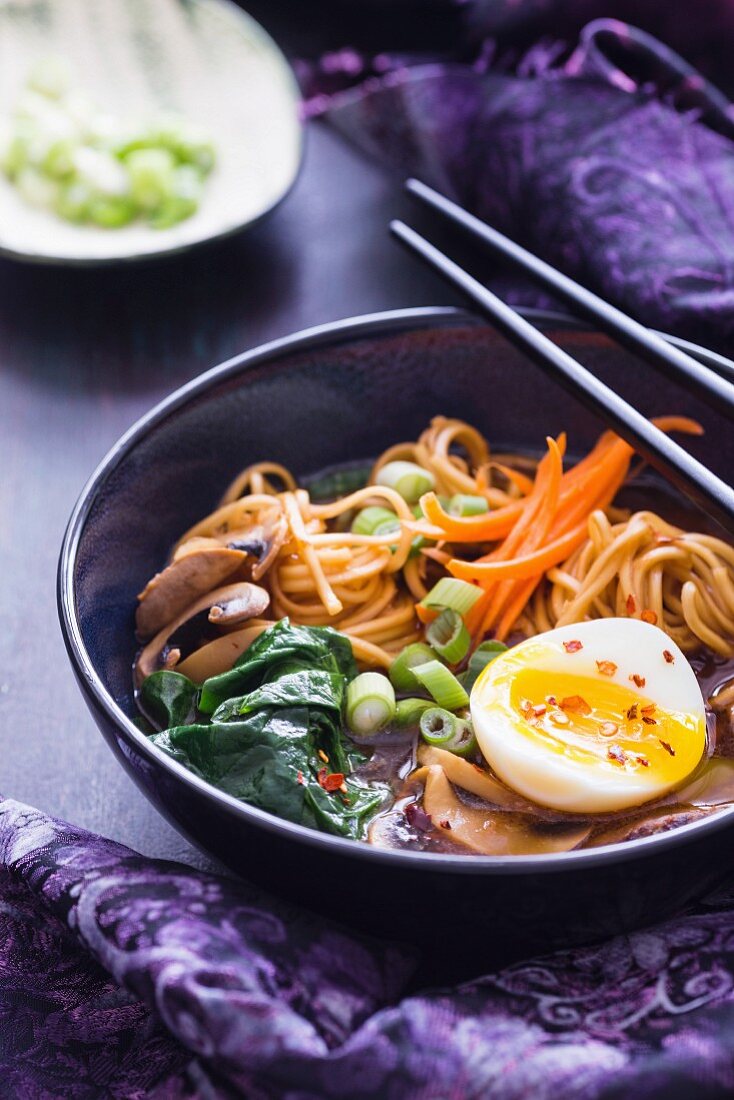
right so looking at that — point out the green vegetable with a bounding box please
[375,461,435,504]
[346,672,396,735]
[199,618,356,713]
[1,64,215,229]
[148,164,202,229]
[304,464,370,502]
[139,670,199,728]
[394,697,434,728]
[419,708,477,757]
[147,619,387,840]
[351,506,398,536]
[460,641,508,693]
[448,494,489,517]
[426,608,470,664]
[151,713,384,838]
[412,659,469,710]
[126,147,176,210]
[418,577,483,617]
[388,642,436,694]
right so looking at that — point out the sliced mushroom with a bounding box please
[224,513,288,580]
[134,582,270,686]
[136,544,248,639]
[418,745,526,810]
[414,765,590,855]
[175,622,270,683]
[585,804,712,848]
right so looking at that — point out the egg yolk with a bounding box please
[504,666,704,782]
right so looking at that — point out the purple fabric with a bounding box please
[303,20,734,353]
[4,797,734,1098]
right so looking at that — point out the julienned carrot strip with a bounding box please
[489,464,534,496]
[451,418,705,643]
[419,492,524,542]
[489,422,702,636]
[449,521,589,582]
[495,577,540,640]
[651,416,703,435]
[475,437,564,637]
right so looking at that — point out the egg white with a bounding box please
[470,619,706,813]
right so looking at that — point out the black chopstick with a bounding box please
[405,177,734,412]
[389,219,734,534]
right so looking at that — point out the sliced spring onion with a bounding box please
[346,672,396,735]
[373,516,401,536]
[460,640,508,693]
[375,461,435,504]
[412,659,469,710]
[351,505,398,536]
[448,493,489,517]
[426,608,471,665]
[419,708,477,756]
[394,697,435,728]
[419,706,456,745]
[418,577,483,617]
[388,643,436,694]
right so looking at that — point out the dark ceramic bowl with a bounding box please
[58,307,734,975]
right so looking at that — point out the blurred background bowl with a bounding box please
[0,0,302,264]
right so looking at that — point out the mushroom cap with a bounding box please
[134,581,271,685]
[136,544,248,639]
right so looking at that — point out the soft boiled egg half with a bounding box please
[471,619,706,813]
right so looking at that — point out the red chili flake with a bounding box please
[561,695,592,715]
[629,674,646,688]
[641,704,656,716]
[405,802,433,832]
[641,609,658,625]
[663,649,675,664]
[532,704,547,717]
[546,695,558,706]
[626,704,639,721]
[626,594,637,615]
[636,756,650,768]
[642,715,657,726]
[317,768,346,792]
[659,739,676,756]
[563,639,583,653]
[297,770,305,785]
[439,819,452,830]
[596,660,618,677]
[600,721,619,737]
[318,749,329,764]
[608,744,627,765]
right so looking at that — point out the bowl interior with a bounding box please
[71,311,725,726]
[0,0,301,263]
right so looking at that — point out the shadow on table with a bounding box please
[0,219,297,398]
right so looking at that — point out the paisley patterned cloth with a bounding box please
[4,796,734,1098]
[302,19,734,353]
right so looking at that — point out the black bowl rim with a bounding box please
[58,304,734,876]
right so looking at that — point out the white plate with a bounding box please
[0,0,302,264]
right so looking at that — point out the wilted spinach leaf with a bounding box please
[146,620,387,839]
[139,670,199,728]
[199,618,356,713]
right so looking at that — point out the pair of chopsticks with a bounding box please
[391,179,734,533]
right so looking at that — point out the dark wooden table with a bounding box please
[0,13,471,870]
